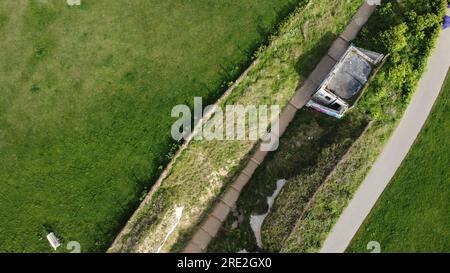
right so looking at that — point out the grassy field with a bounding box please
[348,71,450,253]
[0,0,302,252]
[110,0,363,253]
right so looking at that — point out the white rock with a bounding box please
[67,0,81,6]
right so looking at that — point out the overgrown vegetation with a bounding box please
[208,109,368,252]
[209,0,447,253]
[348,70,450,253]
[110,0,363,253]
[281,0,447,253]
[0,0,303,252]
[356,0,446,119]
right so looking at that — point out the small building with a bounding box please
[46,232,61,250]
[306,45,384,118]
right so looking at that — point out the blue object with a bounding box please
[444,16,450,29]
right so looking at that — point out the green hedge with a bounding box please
[357,0,447,120]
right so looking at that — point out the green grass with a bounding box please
[0,0,302,252]
[209,0,448,253]
[207,109,368,253]
[110,0,364,253]
[280,0,446,253]
[347,71,450,253]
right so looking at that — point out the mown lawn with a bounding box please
[0,0,301,252]
[348,70,450,253]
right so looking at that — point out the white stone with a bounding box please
[67,0,81,6]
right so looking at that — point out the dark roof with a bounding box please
[326,51,373,99]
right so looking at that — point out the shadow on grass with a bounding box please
[207,109,369,253]
[294,31,336,78]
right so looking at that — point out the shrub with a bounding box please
[356,0,447,119]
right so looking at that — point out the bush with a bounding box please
[356,0,447,119]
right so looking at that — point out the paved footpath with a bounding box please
[320,24,450,253]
